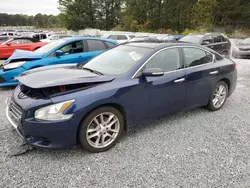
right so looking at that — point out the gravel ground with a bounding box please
[1,41,250,188]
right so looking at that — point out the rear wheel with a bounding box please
[207,81,228,111]
[78,107,124,153]
[221,50,229,58]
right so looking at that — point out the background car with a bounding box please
[180,32,231,56]
[7,41,237,152]
[0,37,117,86]
[0,36,13,44]
[107,34,135,44]
[232,38,250,58]
[0,37,46,59]
[41,35,74,43]
[29,32,50,40]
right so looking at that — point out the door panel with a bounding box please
[131,47,186,122]
[182,47,221,108]
[144,71,186,119]
[185,64,220,108]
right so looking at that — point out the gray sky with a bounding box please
[0,0,60,15]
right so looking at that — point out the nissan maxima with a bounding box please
[6,41,237,153]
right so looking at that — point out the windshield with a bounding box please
[239,38,250,44]
[180,35,203,43]
[35,40,65,54]
[82,45,151,76]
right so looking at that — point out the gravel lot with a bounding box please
[1,41,250,188]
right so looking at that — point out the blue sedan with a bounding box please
[6,41,237,152]
[0,37,117,86]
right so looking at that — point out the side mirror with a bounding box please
[55,50,64,56]
[6,42,11,46]
[202,41,210,45]
[142,68,164,77]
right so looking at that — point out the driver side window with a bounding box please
[145,48,181,72]
[59,41,84,55]
[10,39,32,44]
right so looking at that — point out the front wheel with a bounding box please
[207,81,228,111]
[78,107,124,153]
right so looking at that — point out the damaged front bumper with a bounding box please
[5,90,78,149]
[0,67,26,87]
[5,97,25,140]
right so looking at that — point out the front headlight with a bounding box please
[35,100,75,121]
[3,61,26,70]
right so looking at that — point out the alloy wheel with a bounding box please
[212,85,227,109]
[86,112,120,149]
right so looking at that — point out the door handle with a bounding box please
[174,78,185,83]
[210,71,219,75]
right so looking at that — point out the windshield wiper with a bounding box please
[81,67,103,75]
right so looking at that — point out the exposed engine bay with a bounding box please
[19,82,104,99]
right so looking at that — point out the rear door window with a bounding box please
[183,48,213,67]
[108,35,118,40]
[86,40,107,52]
[202,35,213,44]
[213,35,222,43]
[117,35,128,40]
[221,36,227,42]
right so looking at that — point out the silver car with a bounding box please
[232,38,250,58]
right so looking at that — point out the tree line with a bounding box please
[0,13,63,28]
[58,0,250,33]
[1,0,250,33]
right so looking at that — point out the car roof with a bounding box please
[123,41,204,50]
[188,32,223,36]
[62,37,117,44]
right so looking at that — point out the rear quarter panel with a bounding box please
[217,58,237,95]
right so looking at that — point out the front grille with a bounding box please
[0,76,6,83]
[8,100,23,126]
[239,48,250,51]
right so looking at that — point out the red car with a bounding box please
[0,37,47,59]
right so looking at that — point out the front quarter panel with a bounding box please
[21,59,52,69]
[50,79,140,134]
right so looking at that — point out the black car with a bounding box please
[180,33,231,56]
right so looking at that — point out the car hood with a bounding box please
[5,49,44,63]
[18,64,115,89]
[236,43,250,49]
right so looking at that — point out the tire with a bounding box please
[78,106,124,153]
[207,81,228,111]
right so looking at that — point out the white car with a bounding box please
[107,34,135,44]
[41,35,74,43]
